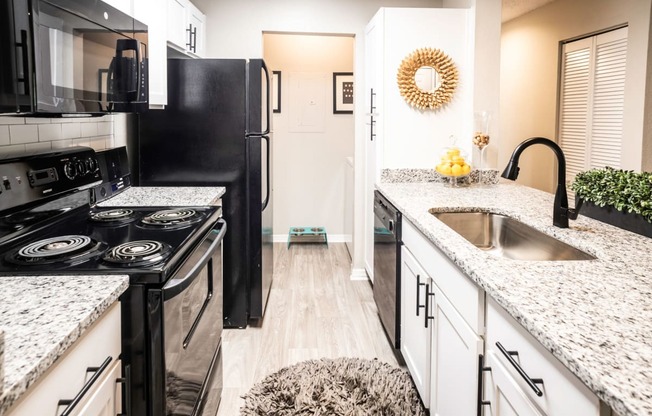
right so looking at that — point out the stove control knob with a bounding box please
[63,161,76,179]
[86,157,98,173]
[75,160,87,176]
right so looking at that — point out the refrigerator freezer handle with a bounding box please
[261,61,271,135]
[262,135,271,211]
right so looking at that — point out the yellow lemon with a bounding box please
[447,147,461,157]
[440,164,452,175]
[452,155,465,164]
[461,163,471,175]
[451,163,462,176]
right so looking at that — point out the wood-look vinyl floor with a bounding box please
[215,243,398,416]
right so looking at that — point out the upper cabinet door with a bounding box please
[167,0,188,50]
[186,1,206,57]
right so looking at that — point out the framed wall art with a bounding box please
[333,72,353,114]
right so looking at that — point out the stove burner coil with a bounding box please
[90,209,136,224]
[19,235,93,258]
[7,235,105,266]
[103,240,172,266]
[141,208,203,229]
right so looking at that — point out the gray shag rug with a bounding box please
[240,357,426,415]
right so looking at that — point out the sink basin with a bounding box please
[430,211,595,261]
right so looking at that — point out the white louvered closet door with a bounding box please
[558,27,628,185]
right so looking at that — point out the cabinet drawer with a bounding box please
[402,219,484,334]
[7,303,122,416]
[485,299,599,415]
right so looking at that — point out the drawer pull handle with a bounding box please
[496,342,544,397]
[477,354,492,416]
[58,356,113,415]
[424,283,435,328]
[116,363,132,416]
[416,274,426,316]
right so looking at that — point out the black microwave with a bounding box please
[0,0,148,116]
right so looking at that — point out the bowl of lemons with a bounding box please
[435,147,472,187]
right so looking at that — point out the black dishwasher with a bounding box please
[373,190,402,350]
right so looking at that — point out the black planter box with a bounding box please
[578,198,652,238]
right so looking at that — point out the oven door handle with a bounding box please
[162,220,226,299]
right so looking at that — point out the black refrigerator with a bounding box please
[129,58,273,328]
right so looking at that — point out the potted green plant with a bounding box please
[571,167,652,237]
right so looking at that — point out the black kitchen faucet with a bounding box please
[501,137,582,228]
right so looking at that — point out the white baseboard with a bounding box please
[349,268,369,281]
[272,234,352,243]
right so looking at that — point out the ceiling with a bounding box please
[502,0,556,22]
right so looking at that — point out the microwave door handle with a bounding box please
[15,30,30,92]
[114,39,141,99]
[262,135,270,211]
[261,60,271,135]
[162,222,227,298]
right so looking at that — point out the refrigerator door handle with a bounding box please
[261,61,271,135]
[262,135,271,211]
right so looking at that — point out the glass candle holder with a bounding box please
[473,111,491,185]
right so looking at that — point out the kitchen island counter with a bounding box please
[377,179,652,416]
[0,275,129,415]
[97,186,225,207]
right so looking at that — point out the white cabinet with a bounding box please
[400,246,431,404]
[483,298,601,416]
[133,0,168,106]
[401,218,485,411]
[7,303,123,416]
[167,0,206,57]
[429,281,483,416]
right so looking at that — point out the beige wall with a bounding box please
[500,0,652,193]
[264,33,354,240]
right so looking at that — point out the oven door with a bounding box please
[32,0,148,114]
[148,219,226,416]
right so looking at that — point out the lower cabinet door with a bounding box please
[72,360,123,416]
[400,246,431,407]
[484,351,544,416]
[429,283,483,416]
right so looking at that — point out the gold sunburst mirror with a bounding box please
[397,48,459,110]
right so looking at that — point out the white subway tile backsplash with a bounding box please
[9,124,38,144]
[0,144,26,155]
[25,142,52,153]
[62,122,82,139]
[0,127,10,145]
[0,115,116,157]
[51,139,74,149]
[97,122,113,136]
[0,117,25,125]
[81,122,98,137]
[25,118,53,124]
[38,123,63,141]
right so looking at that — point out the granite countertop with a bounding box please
[97,186,225,207]
[0,275,129,415]
[376,179,652,416]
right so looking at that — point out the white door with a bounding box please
[400,247,431,406]
[167,0,188,50]
[72,360,123,416]
[484,352,544,416]
[429,283,483,415]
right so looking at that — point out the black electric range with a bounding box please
[0,147,224,416]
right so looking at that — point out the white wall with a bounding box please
[0,115,119,156]
[263,33,354,241]
[500,0,652,193]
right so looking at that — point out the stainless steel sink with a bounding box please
[430,211,595,261]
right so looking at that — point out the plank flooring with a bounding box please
[216,243,399,416]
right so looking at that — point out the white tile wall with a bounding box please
[0,115,116,157]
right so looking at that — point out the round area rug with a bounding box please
[240,357,426,415]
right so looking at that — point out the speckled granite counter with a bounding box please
[97,186,225,207]
[376,180,652,416]
[0,275,129,415]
